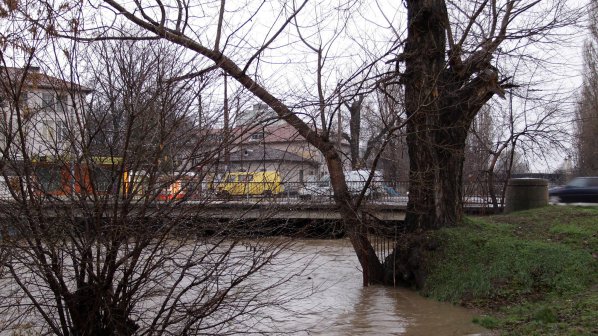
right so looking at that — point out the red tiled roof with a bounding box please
[206,122,349,146]
[263,123,305,143]
[0,67,92,93]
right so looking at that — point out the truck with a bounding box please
[215,171,284,197]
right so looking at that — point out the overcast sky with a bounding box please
[2,0,589,172]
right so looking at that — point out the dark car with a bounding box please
[549,177,598,204]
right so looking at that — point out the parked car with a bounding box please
[298,170,383,200]
[298,174,332,199]
[215,171,284,197]
[548,177,598,204]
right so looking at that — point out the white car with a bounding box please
[298,170,383,200]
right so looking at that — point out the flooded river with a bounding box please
[0,236,488,335]
[266,239,489,335]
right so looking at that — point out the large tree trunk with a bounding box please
[385,0,504,286]
[404,115,469,230]
[403,115,438,230]
[434,125,468,227]
[403,0,462,230]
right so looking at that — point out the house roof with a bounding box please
[262,123,304,143]
[0,67,92,93]
[253,123,348,145]
[228,147,319,166]
[206,121,349,147]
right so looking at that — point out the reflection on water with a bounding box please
[269,239,488,336]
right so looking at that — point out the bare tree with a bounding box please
[397,0,580,231]
[577,1,598,175]
[340,86,405,172]
[0,29,303,334]
[465,86,571,210]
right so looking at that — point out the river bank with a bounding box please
[259,239,489,335]
[418,206,597,335]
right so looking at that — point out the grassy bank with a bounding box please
[420,206,597,335]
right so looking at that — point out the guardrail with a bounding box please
[208,180,504,209]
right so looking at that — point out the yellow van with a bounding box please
[215,171,284,197]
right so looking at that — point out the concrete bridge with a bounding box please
[192,196,496,221]
[0,195,497,224]
[193,199,408,222]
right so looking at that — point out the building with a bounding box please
[235,103,279,127]
[0,66,91,160]
[0,67,97,196]
[227,146,319,185]
[204,103,352,183]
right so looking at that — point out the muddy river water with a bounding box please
[265,239,489,335]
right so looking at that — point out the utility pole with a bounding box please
[223,72,230,171]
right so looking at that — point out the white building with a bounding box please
[0,67,90,161]
[235,103,280,127]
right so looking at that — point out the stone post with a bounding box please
[504,178,548,213]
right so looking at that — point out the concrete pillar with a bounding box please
[504,178,548,213]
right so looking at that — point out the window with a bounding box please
[56,121,68,141]
[42,93,54,110]
[18,92,28,107]
[35,166,63,193]
[92,166,114,192]
[208,134,224,142]
[46,121,68,142]
[250,131,265,140]
[56,94,68,112]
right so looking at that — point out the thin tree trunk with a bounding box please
[487,170,500,211]
[348,97,363,169]
[325,152,384,285]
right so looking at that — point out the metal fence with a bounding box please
[208,180,506,209]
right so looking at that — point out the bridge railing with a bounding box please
[207,180,505,208]
[0,176,506,209]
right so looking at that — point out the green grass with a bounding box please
[420,206,598,335]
